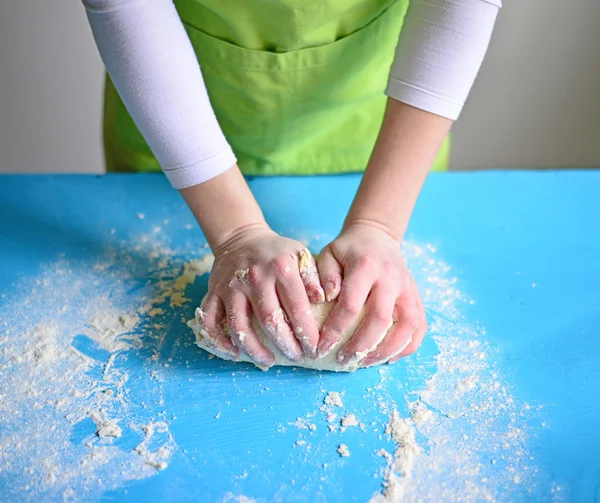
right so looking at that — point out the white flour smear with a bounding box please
[0,232,210,502]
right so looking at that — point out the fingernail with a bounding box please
[289,351,304,363]
[311,285,326,304]
[317,340,333,358]
[324,281,336,302]
[304,344,318,360]
[255,354,275,368]
[360,355,383,367]
[280,341,304,363]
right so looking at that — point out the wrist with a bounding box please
[344,99,453,245]
[341,218,403,243]
[212,222,275,257]
[179,165,267,250]
[344,197,410,242]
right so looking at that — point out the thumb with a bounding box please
[316,246,343,302]
[298,248,326,303]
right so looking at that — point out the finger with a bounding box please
[195,294,239,360]
[316,248,343,302]
[318,263,372,357]
[276,273,320,359]
[298,248,326,303]
[389,281,427,363]
[337,286,395,366]
[226,291,274,368]
[360,283,419,366]
[248,285,304,363]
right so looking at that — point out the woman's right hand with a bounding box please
[197,223,325,368]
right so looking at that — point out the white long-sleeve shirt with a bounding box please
[83,0,501,189]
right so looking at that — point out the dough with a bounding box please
[188,299,408,372]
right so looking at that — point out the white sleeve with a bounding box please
[82,0,236,189]
[386,0,502,120]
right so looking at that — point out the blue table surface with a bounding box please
[0,171,599,503]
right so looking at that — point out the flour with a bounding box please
[1,229,552,502]
[341,414,358,427]
[324,392,343,408]
[141,254,214,312]
[0,230,214,502]
[407,402,432,425]
[85,304,141,352]
[221,494,256,503]
[133,421,175,471]
[337,444,350,457]
[90,410,122,438]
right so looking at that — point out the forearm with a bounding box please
[83,0,235,189]
[345,98,452,241]
[346,0,500,240]
[180,165,267,251]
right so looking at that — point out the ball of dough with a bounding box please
[188,298,402,372]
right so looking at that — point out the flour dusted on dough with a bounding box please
[189,251,405,371]
[190,298,389,371]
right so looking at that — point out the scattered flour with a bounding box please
[287,241,549,503]
[336,444,350,457]
[341,414,358,427]
[221,494,256,503]
[324,392,343,408]
[0,231,551,502]
[408,401,433,425]
[90,410,122,438]
[369,410,420,501]
[363,242,547,502]
[0,230,214,502]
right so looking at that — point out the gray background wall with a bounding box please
[1,0,599,174]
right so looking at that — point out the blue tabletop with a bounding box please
[0,172,598,503]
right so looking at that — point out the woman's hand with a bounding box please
[199,224,325,368]
[317,222,427,367]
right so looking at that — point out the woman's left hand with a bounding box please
[316,222,427,367]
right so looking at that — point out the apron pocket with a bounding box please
[180,0,411,175]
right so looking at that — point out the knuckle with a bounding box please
[226,310,245,331]
[289,303,310,321]
[369,308,390,325]
[255,306,277,327]
[256,310,271,327]
[203,314,220,331]
[271,256,292,276]
[324,273,341,286]
[339,298,361,317]
[382,261,400,278]
[356,254,372,270]
[247,265,262,287]
[403,311,420,331]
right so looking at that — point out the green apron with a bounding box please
[103,0,450,175]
